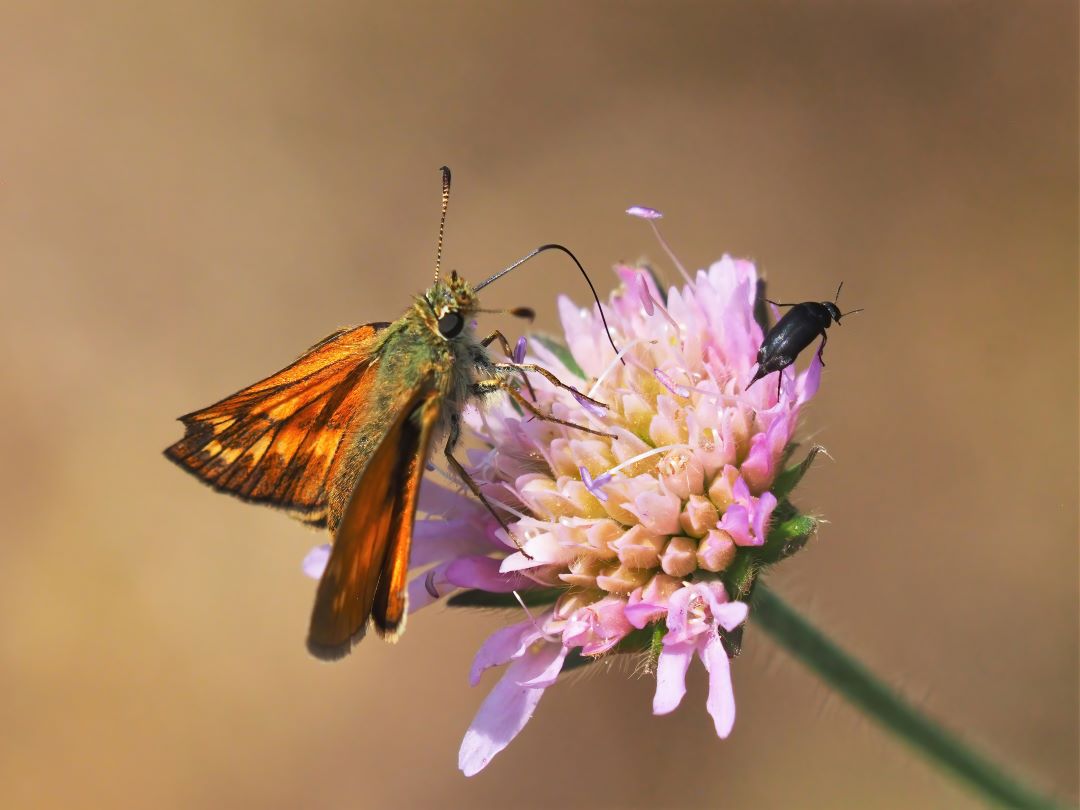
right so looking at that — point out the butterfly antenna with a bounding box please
[474,243,624,363]
[434,165,451,284]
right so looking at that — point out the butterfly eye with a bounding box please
[437,311,465,339]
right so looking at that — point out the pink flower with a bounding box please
[651,581,749,737]
[302,233,823,775]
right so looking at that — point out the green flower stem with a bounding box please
[752,584,1065,809]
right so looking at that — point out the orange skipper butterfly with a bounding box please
[165,168,619,660]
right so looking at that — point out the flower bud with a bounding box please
[660,536,698,577]
[659,449,705,499]
[559,556,600,588]
[680,494,719,538]
[697,529,736,572]
[610,524,666,568]
[596,563,650,594]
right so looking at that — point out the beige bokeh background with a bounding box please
[2,3,1076,808]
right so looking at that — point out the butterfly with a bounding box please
[165,167,619,660]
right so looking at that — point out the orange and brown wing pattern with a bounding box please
[164,322,389,525]
[307,386,441,659]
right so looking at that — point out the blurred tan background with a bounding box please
[1,2,1076,808]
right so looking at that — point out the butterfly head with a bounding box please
[422,269,479,341]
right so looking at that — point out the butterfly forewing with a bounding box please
[307,385,442,659]
[164,323,389,524]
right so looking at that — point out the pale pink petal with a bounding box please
[713,600,750,632]
[752,491,778,546]
[653,641,695,715]
[411,519,492,567]
[740,432,775,493]
[459,643,564,776]
[469,619,542,686]
[407,563,452,614]
[301,544,330,579]
[797,351,823,403]
[624,600,666,629]
[418,478,477,517]
[702,634,737,737]
[518,644,569,688]
[446,555,536,592]
[500,550,547,573]
[719,503,754,546]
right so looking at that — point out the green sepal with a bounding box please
[771,446,823,501]
[560,624,664,675]
[721,548,758,601]
[446,588,562,609]
[531,334,587,381]
[758,511,818,565]
[721,503,818,600]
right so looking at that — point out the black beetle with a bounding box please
[746,282,862,398]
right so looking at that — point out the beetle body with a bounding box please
[747,286,857,397]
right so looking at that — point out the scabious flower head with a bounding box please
[307,227,823,776]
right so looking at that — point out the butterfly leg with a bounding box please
[480,331,536,399]
[443,413,532,558]
[494,362,610,414]
[479,375,616,440]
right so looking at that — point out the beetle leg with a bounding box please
[776,370,782,401]
[817,331,828,367]
[764,299,797,308]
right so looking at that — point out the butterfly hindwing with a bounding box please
[306,385,442,659]
[164,322,390,525]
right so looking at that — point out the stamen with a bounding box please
[578,465,612,502]
[639,276,655,316]
[571,388,608,417]
[512,590,561,643]
[654,368,691,398]
[604,443,689,478]
[626,205,692,284]
[587,338,655,398]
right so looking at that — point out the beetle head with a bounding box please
[823,301,843,324]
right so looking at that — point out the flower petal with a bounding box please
[411,519,492,567]
[407,563,452,614]
[301,544,330,579]
[653,641,695,715]
[702,634,737,738]
[712,600,750,632]
[797,350,823,403]
[468,619,543,686]
[519,644,569,688]
[459,643,564,776]
[446,555,536,592]
[624,600,666,629]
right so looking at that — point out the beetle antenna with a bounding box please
[433,166,451,284]
[838,307,864,320]
[834,281,844,303]
[474,243,624,363]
